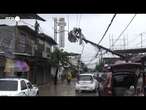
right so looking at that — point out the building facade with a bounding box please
[0,25,57,85]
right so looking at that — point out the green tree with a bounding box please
[49,48,71,85]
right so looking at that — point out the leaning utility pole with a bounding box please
[68,28,126,60]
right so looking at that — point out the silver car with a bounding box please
[75,73,99,93]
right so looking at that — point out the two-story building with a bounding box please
[0,25,57,85]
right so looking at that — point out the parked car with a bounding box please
[75,73,99,93]
[0,78,39,96]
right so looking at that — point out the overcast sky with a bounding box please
[1,14,146,68]
[38,14,146,68]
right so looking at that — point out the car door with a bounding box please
[20,80,29,96]
[26,81,36,96]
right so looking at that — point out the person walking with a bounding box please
[67,71,72,84]
[61,73,65,83]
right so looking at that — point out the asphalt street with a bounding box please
[39,79,99,96]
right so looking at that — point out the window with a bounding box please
[0,80,18,91]
[21,80,27,90]
[39,39,44,45]
[20,32,27,37]
[46,47,51,53]
[18,31,26,52]
[27,82,33,89]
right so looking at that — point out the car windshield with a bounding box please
[0,80,18,91]
[79,75,93,81]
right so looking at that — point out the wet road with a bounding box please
[39,79,99,96]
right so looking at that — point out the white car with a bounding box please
[0,78,39,96]
[75,73,99,93]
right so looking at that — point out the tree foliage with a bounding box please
[49,48,74,85]
[49,48,70,67]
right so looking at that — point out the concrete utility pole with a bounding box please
[123,35,126,50]
[126,34,128,49]
[140,33,143,48]
[54,18,58,43]
[111,34,114,50]
[100,50,103,65]
[109,34,111,49]
[58,18,66,48]
[109,34,114,50]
